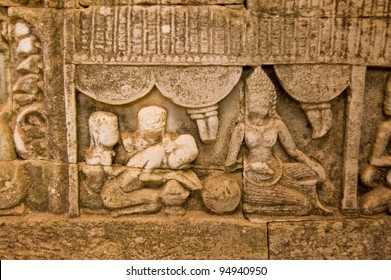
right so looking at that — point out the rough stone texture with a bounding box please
[80,0,244,5]
[0,0,390,260]
[268,216,391,260]
[0,213,267,259]
[0,160,68,214]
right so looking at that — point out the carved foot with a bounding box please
[312,199,335,215]
[0,203,26,216]
[110,202,161,217]
[81,208,110,215]
[301,185,334,215]
[242,203,257,215]
[360,186,391,215]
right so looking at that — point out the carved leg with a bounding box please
[111,202,161,217]
[300,185,334,215]
[79,164,106,210]
[281,163,334,215]
[102,185,162,215]
[361,164,382,189]
[243,182,312,216]
[360,186,391,215]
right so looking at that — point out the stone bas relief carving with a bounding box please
[81,106,201,216]
[274,65,350,139]
[75,65,242,143]
[360,74,391,215]
[68,4,391,66]
[0,11,68,216]
[0,0,390,261]
[226,67,333,217]
[0,0,389,248]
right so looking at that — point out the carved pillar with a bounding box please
[342,65,366,213]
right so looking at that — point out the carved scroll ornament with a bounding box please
[12,18,47,160]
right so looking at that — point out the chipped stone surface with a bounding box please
[268,216,391,260]
[0,213,267,259]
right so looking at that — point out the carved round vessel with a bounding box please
[201,174,241,214]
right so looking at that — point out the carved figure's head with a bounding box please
[88,111,119,148]
[383,74,391,116]
[137,105,168,141]
[246,67,277,121]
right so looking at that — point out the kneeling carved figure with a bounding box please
[81,106,201,216]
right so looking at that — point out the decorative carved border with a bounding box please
[67,6,391,66]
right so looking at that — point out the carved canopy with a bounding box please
[75,65,242,108]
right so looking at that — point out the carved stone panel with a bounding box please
[0,0,390,260]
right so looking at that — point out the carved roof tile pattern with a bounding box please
[247,0,391,18]
[2,0,391,65]
[67,5,391,66]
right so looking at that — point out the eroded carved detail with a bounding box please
[0,162,27,215]
[360,73,391,215]
[11,18,47,160]
[72,6,246,64]
[69,5,391,66]
[201,173,241,214]
[75,65,242,143]
[85,111,119,166]
[80,106,201,216]
[0,9,17,161]
[247,0,391,17]
[226,67,333,217]
[274,64,350,139]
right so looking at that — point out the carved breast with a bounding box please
[245,123,278,149]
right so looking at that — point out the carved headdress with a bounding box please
[245,67,277,118]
